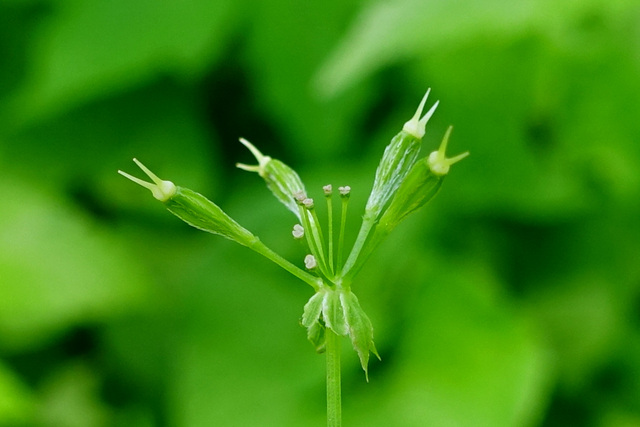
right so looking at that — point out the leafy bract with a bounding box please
[302,289,378,377]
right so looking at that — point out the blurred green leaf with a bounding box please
[347,258,552,426]
[0,178,149,351]
[245,0,372,159]
[0,360,33,425]
[4,81,219,214]
[168,241,325,427]
[11,0,240,120]
[316,0,638,97]
[37,363,111,427]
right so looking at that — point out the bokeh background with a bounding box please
[1,0,640,425]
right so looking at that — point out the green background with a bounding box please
[1,0,639,425]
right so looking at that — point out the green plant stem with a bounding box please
[326,328,342,427]
[310,208,329,272]
[326,196,334,275]
[250,239,321,290]
[299,206,329,276]
[340,215,375,278]
[337,197,348,271]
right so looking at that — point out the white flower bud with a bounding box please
[304,254,317,270]
[302,198,314,209]
[292,224,305,239]
[338,186,351,197]
[293,191,307,202]
[323,184,333,196]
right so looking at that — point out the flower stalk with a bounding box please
[326,328,342,427]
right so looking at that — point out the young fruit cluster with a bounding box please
[119,90,467,378]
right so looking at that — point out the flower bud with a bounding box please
[292,224,305,239]
[236,138,306,219]
[304,254,317,270]
[302,198,314,209]
[364,90,438,221]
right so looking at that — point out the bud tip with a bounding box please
[427,126,469,176]
[237,138,271,175]
[118,159,176,201]
[403,89,439,139]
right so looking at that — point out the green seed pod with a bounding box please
[345,127,468,279]
[364,90,439,221]
[377,159,443,233]
[379,126,469,233]
[381,127,468,232]
[236,138,306,219]
[164,187,257,247]
[364,130,420,219]
[118,159,257,247]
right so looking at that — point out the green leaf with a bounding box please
[340,290,379,379]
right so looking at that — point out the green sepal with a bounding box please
[340,291,379,381]
[364,130,421,221]
[164,187,257,247]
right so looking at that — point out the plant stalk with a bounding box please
[326,328,342,427]
[340,216,375,277]
[249,239,321,290]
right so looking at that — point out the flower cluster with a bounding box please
[118,90,467,378]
